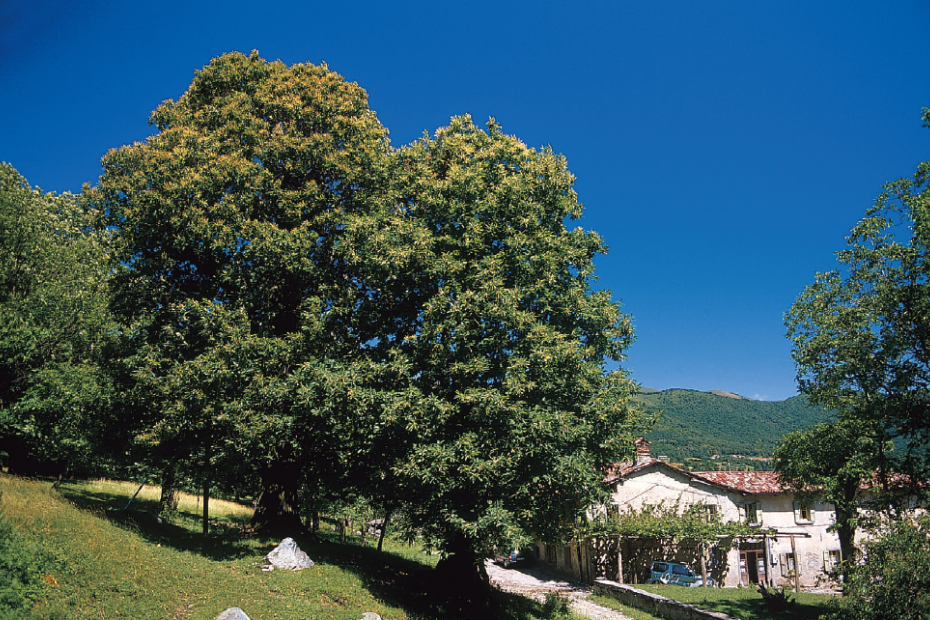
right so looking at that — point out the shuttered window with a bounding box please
[793,501,813,523]
[779,552,799,576]
[742,501,763,526]
[823,549,842,572]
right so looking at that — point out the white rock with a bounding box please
[361,614,382,620]
[264,537,314,571]
[215,607,250,620]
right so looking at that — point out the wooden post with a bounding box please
[790,535,800,592]
[762,534,771,587]
[617,535,624,584]
[700,540,708,587]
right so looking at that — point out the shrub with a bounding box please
[0,511,47,619]
[825,515,930,620]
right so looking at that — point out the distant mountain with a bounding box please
[632,388,833,470]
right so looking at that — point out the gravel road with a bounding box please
[486,561,634,620]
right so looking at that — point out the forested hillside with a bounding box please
[635,389,833,470]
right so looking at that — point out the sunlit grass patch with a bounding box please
[65,478,253,525]
[1,474,583,619]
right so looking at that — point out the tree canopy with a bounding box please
[782,107,930,606]
[381,117,639,573]
[785,108,930,474]
[88,50,395,533]
[773,418,882,580]
[79,50,639,565]
[0,163,110,477]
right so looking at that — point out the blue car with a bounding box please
[646,561,713,587]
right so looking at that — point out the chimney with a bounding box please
[635,437,651,466]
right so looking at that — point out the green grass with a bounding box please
[590,583,837,620]
[0,474,583,620]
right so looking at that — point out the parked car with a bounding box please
[646,561,713,587]
[505,548,536,568]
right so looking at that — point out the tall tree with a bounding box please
[379,116,639,584]
[89,51,392,532]
[773,418,884,581]
[0,163,110,477]
[783,108,930,602]
[785,108,930,474]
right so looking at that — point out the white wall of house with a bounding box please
[611,466,740,521]
[608,465,843,588]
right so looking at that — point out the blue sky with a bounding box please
[2,1,928,401]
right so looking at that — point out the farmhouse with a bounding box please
[535,439,844,589]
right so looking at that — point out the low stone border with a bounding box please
[593,580,738,620]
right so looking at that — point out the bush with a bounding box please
[541,593,573,619]
[0,511,47,618]
[825,515,930,620]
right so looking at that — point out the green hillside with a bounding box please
[634,389,833,470]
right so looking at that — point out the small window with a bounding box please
[794,501,813,523]
[780,552,800,577]
[743,502,762,526]
[824,549,842,572]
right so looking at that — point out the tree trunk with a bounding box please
[159,463,181,513]
[377,508,391,552]
[202,478,210,535]
[434,532,490,593]
[53,464,69,491]
[249,459,307,535]
[836,508,857,591]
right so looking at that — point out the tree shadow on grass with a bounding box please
[57,483,264,562]
[300,535,559,620]
[57,483,563,619]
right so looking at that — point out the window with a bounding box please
[824,549,842,573]
[779,553,799,577]
[672,565,693,577]
[743,502,762,526]
[686,503,720,522]
[794,501,813,523]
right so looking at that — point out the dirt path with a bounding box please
[486,561,634,620]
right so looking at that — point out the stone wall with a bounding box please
[592,580,738,620]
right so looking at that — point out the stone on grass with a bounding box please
[361,614,382,620]
[264,537,314,571]
[214,607,250,620]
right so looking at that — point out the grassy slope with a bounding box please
[635,389,832,466]
[0,475,578,620]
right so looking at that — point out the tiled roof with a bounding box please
[604,459,785,495]
[605,455,922,496]
[691,470,783,494]
[603,458,658,484]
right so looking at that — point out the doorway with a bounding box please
[739,543,766,586]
